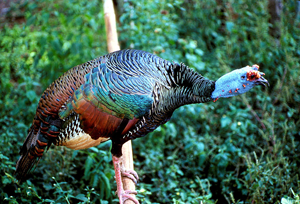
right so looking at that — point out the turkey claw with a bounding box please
[124,190,138,195]
[122,169,139,185]
[116,190,138,195]
[119,190,139,204]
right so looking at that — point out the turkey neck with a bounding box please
[152,63,215,114]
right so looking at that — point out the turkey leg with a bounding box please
[112,156,139,204]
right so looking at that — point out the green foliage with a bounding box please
[1,0,299,203]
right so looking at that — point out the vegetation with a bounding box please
[1,0,299,203]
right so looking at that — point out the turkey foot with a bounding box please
[121,169,139,185]
[113,156,139,204]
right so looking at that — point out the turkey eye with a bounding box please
[241,76,245,79]
[251,74,255,79]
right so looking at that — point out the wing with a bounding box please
[58,50,172,145]
[16,49,173,178]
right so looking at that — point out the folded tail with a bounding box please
[15,127,49,182]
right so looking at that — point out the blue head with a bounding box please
[211,65,269,101]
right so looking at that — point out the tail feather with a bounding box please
[15,128,42,182]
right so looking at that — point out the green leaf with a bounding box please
[26,16,36,26]
[84,156,94,179]
[195,48,204,56]
[26,90,37,102]
[221,116,232,128]
[226,21,235,33]
[75,194,88,202]
[281,197,294,204]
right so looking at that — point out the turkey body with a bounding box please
[16,49,215,180]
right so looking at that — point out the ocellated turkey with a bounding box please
[15,49,268,204]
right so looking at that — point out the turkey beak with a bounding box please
[255,74,269,87]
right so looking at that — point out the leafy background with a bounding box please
[1,0,299,203]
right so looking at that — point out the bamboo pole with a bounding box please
[103,1,137,204]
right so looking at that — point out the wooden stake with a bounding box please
[104,0,120,52]
[103,1,137,204]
